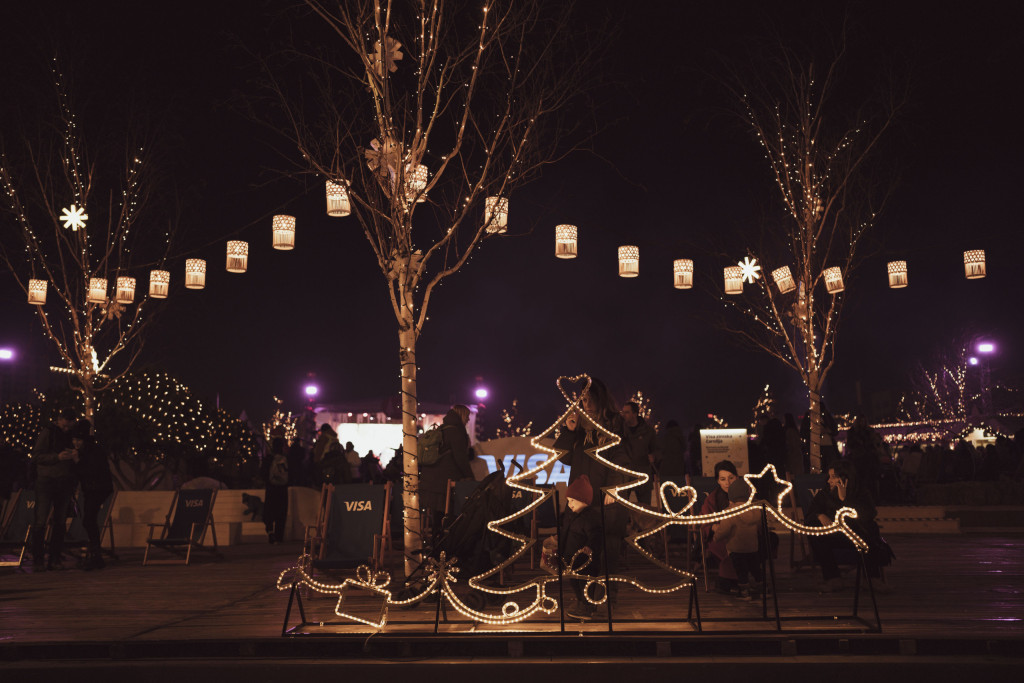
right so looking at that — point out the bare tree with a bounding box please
[719,39,901,471]
[259,0,593,574]
[0,64,174,420]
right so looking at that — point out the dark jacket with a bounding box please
[553,420,630,494]
[657,423,687,484]
[622,418,658,473]
[32,423,75,480]
[74,436,113,493]
[419,414,473,511]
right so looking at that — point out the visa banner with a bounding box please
[473,436,570,486]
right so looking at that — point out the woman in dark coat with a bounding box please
[71,419,114,570]
[419,405,474,539]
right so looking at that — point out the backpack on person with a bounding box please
[268,453,289,486]
[418,425,446,466]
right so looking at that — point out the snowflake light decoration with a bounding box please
[61,204,88,231]
[738,256,761,284]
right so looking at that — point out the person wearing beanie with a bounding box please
[711,477,761,599]
[565,473,593,510]
[557,474,605,620]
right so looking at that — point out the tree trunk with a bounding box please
[398,316,421,577]
[807,373,822,473]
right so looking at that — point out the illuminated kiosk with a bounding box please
[278,376,882,635]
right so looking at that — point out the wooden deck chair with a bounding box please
[311,483,391,573]
[304,483,334,561]
[0,490,35,567]
[63,490,118,561]
[529,484,565,569]
[143,488,219,565]
[790,473,827,571]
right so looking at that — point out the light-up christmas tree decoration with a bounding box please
[260,1,595,575]
[751,384,775,429]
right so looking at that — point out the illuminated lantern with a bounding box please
[484,196,508,234]
[823,266,844,294]
[405,163,428,203]
[115,276,136,304]
[87,277,107,304]
[28,279,47,305]
[887,260,908,288]
[325,180,351,217]
[963,250,986,279]
[555,224,577,259]
[724,266,743,295]
[149,270,170,299]
[618,245,639,277]
[185,259,206,289]
[673,259,693,289]
[272,215,296,250]
[226,241,248,273]
[771,266,796,294]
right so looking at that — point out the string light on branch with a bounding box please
[772,266,796,294]
[554,224,577,258]
[405,164,428,203]
[887,260,908,289]
[149,270,169,299]
[115,276,136,305]
[272,215,296,250]
[325,180,351,217]
[823,266,844,294]
[185,259,206,289]
[963,250,986,279]
[618,245,639,277]
[28,279,47,305]
[484,196,508,234]
[673,259,693,289]
[226,241,249,273]
[87,278,107,304]
[724,266,743,295]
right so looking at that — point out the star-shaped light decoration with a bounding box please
[738,256,761,284]
[367,36,403,78]
[61,204,88,231]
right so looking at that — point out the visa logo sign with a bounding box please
[477,454,569,485]
[345,501,373,511]
[185,499,204,508]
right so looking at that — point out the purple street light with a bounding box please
[0,348,13,361]
[968,357,979,366]
[474,387,489,400]
[977,342,995,354]
[304,384,319,398]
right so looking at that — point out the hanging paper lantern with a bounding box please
[724,266,743,295]
[115,276,136,305]
[555,224,577,259]
[28,279,47,305]
[484,196,509,234]
[963,250,986,279]
[405,163,428,203]
[618,245,639,278]
[325,180,351,217]
[273,215,296,250]
[149,270,170,299]
[185,259,206,289]
[887,260,908,288]
[226,241,248,273]
[87,277,107,304]
[772,266,796,294]
[823,266,844,294]
[673,259,693,289]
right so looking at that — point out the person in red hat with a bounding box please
[557,474,606,620]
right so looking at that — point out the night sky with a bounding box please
[1,1,1022,433]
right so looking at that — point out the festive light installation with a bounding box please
[673,259,693,289]
[87,278,107,304]
[325,180,351,217]
[554,224,577,258]
[60,204,88,231]
[772,266,796,294]
[618,245,639,277]
[273,215,296,250]
[27,279,47,305]
[115,276,136,305]
[185,259,206,289]
[964,250,986,279]
[484,196,509,234]
[823,266,844,294]
[887,260,908,288]
[738,256,761,284]
[405,163,428,203]
[149,270,169,299]
[724,266,743,295]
